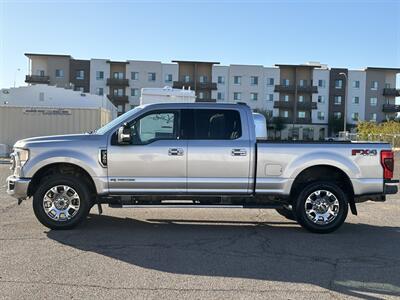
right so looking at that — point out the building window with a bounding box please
[199,75,208,83]
[148,72,156,81]
[233,76,241,85]
[318,80,326,88]
[37,70,45,76]
[371,81,378,90]
[131,88,139,97]
[352,80,360,88]
[351,112,359,121]
[131,72,139,80]
[335,79,343,89]
[76,87,84,92]
[385,83,391,88]
[55,69,64,78]
[233,92,241,101]
[165,74,173,82]
[267,78,274,86]
[250,92,258,101]
[317,95,325,103]
[298,95,304,102]
[113,72,124,79]
[198,92,205,99]
[217,92,224,100]
[334,96,342,105]
[268,94,273,101]
[250,76,258,85]
[96,88,104,96]
[370,113,377,121]
[96,71,104,80]
[370,97,377,106]
[282,79,290,86]
[299,79,307,87]
[217,76,225,84]
[117,105,123,113]
[76,70,85,80]
[352,96,359,104]
[333,112,342,120]
[317,111,325,120]
[283,110,289,118]
[183,75,191,83]
[298,111,306,118]
[284,95,289,102]
[113,88,124,96]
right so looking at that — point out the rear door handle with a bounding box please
[168,148,184,156]
[231,149,247,156]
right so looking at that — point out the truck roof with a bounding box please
[140,102,249,110]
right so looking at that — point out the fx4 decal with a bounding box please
[352,149,378,156]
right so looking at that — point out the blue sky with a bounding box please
[0,0,399,88]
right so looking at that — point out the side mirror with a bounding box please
[117,124,131,144]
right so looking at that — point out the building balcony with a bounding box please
[106,78,129,86]
[272,116,293,123]
[274,85,318,93]
[107,95,129,104]
[382,104,400,113]
[297,101,318,110]
[296,117,312,124]
[273,100,294,109]
[25,75,50,84]
[297,85,318,93]
[173,81,217,90]
[382,88,400,97]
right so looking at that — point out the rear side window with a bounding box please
[182,109,242,140]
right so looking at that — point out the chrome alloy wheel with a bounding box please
[304,190,339,225]
[42,185,81,221]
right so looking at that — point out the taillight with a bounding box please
[381,150,394,180]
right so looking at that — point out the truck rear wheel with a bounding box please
[294,181,348,233]
[32,174,91,230]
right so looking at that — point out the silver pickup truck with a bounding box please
[6,103,398,233]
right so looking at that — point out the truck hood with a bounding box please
[14,133,100,148]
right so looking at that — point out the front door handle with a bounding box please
[231,149,247,156]
[168,148,184,156]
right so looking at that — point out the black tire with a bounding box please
[33,174,91,230]
[275,205,296,221]
[294,181,348,234]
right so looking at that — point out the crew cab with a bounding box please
[6,103,398,233]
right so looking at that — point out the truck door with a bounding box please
[107,109,187,193]
[184,108,252,194]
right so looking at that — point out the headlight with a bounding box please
[16,149,30,166]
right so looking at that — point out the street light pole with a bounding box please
[13,68,21,88]
[338,72,348,132]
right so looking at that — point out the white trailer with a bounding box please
[140,87,196,105]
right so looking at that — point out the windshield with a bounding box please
[95,106,143,135]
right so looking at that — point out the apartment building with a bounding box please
[24,53,400,139]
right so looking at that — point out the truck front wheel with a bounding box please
[294,182,348,233]
[32,174,91,230]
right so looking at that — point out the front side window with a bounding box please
[129,111,178,145]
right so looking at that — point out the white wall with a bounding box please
[212,66,229,103]
[264,67,280,116]
[346,70,366,124]
[127,61,163,107]
[89,59,110,97]
[227,65,265,110]
[312,69,330,124]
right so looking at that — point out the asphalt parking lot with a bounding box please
[1,158,400,300]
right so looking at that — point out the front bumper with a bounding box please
[6,175,31,200]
